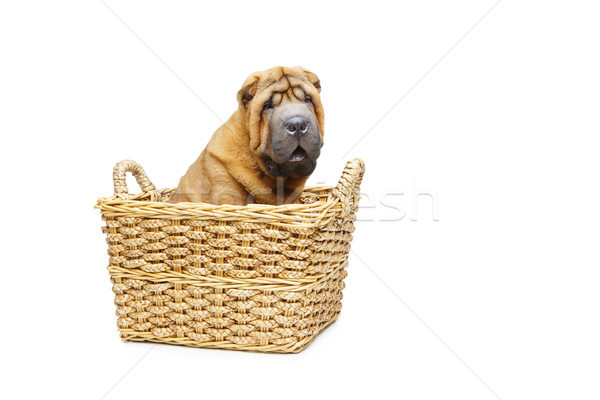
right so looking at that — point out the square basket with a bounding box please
[95,158,365,353]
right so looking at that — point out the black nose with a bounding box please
[284,117,309,135]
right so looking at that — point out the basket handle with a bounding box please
[331,158,366,217]
[113,160,156,198]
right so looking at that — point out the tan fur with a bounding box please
[168,66,324,205]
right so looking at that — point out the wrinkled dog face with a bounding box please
[238,66,324,178]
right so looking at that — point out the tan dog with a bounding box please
[168,66,324,205]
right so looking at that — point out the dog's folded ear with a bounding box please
[237,74,260,106]
[302,68,321,92]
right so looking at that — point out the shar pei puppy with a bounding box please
[168,66,324,205]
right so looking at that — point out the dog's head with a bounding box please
[237,66,324,178]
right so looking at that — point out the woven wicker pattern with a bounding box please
[96,158,365,353]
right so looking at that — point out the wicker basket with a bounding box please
[95,158,365,353]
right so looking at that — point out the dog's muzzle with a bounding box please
[265,105,321,178]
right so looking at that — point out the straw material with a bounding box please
[96,158,365,353]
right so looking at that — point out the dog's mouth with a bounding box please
[264,146,315,178]
[288,146,306,162]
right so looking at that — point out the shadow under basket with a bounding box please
[95,158,365,353]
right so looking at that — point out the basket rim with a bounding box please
[96,158,364,227]
[96,186,342,227]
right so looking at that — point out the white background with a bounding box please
[1,1,599,399]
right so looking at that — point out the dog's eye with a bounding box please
[305,97,313,105]
[262,101,273,112]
